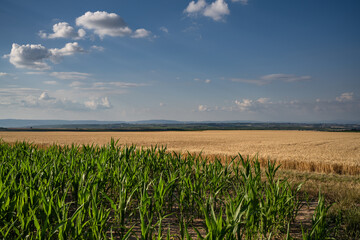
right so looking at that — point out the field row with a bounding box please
[0,140,331,239]
[1,130,359,174]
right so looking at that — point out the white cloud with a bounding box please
[185,0,207,14]
[39,22,86,40]
[194,78,211,83]
[231,78,264,85]
[26,72,46,75]
[233,97,273,112]
[84,97,112,110]
[0,72,9,77]
[231,0,248,5]
[0,87,42,106]
[91,81,147,89]
[0,87,41,97]
[261,74,311,82]
[203,0,230,21]
[131,28,151,38]
[336,92,353,102]
[39,92,53,101]
[198,104,209,112]
[205,95,360,120]
[69,81,84,88]
[3,43,52,70]
[76,11,134,38]
[197,95,360,121]
[184,0,230,21]
[90,45,105,51]
[0,87,112,111]
[231,73,311,85]
[235,98,253,111]
[256,98,270,104]
[160,26,168,33]
[4,42,85,70]
[43,81,58,85]
[66,81,146,94]
[50,42,85,62]
[50,72,91,80]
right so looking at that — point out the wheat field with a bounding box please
[1,130,359,174]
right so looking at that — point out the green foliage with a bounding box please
[302,191,332,240]
[0,139,330,239]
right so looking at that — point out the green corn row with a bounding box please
[0,139,330,239]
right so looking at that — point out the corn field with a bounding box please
[0,139,330,239]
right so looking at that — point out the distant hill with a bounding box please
[0,119,124,128]
[131,120,185,124]
[0,119,259,128]
[0,119,359,132]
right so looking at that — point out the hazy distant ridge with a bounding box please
[0,119,124,128]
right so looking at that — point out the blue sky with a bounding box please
[0,0,359,122]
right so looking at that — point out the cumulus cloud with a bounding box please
[159,26,168,33]
[203,0,230,21]
[49,42,85,62]
[222,95,359,119]
[50,72,91,80]
[0,86,114,112]
[336,92,353,102]
[38,92,54,101]
[76,11,151,39]
[0,87,41,107]
[131,28,151,38]
[185,0,207,14]
[3,44,52,70]
[231,73,311,86]
[76,11,130,38]
[0,87,112,111]
[194,94,359,121]
[84,97,112,110]
[39,22,86,40]
[232,98,273,112]
[198,104,209,112]
[234,98,253,111]
[3,42,85,70]
[256,98,270,104]
[184,0,230,21]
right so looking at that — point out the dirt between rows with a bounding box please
[105,201,317,239]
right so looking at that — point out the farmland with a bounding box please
[1,130,360,239]
[0,140,331,239]
[1,130,359,174]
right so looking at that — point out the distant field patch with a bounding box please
[1,130,359,174]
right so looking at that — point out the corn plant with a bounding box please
[0,140,325,239]
[302,191,332,240]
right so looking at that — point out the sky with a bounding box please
[0,0,359,123]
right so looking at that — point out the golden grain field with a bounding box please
[1,130,359,174]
